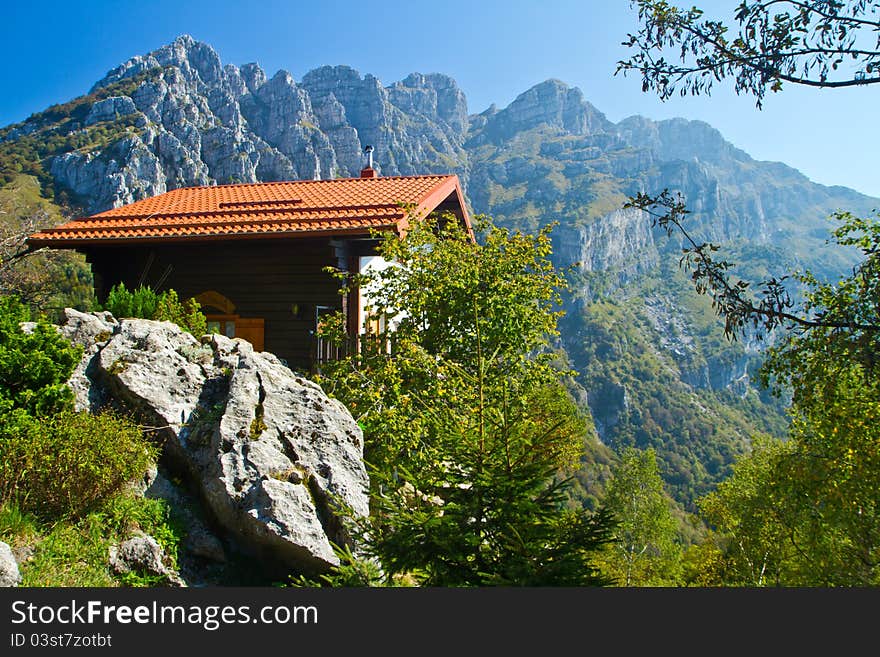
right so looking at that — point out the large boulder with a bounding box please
[61,309,369,576]
[0,541,21,587]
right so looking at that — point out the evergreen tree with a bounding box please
[316,215,615,586]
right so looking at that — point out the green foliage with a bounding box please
[103,282,207,335]
[0,176,96,317]
[363,214,569,373]
[0,294,81,424]
[762,212,880,392]
[618,1,880,586]
[562,286,782,509]
[632,209,880,585]
[104,281,161,319]
[597,447,682,586]
[316,214,615,585]
[697,216,880,584]
[0,293,159,523]
[618,1,880,108]
[0,409,158,520]
[289,544,387,587]
[96,494,182,560]
[628,177,880,586]
[154,288,208,336]
[0,501,38,543]
[16,514,117,587]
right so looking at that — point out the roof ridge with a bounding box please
[168,173,454,192]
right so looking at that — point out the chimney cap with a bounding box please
[361,145,376,177]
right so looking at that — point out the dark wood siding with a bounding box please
[84,239,358,372]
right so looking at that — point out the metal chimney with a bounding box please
[360,145,377,178]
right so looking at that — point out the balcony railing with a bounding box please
[312,332,394,366]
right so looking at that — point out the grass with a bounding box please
[0,493,185,587]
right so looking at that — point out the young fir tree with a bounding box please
[315,214,615,586]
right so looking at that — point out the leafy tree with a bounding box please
[315,215,615,586]
[696,437,796,585]
[619,1,880,585]
[1,207,95,315]
[597,447,682,585]
[618,0,880,107]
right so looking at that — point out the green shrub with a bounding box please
[154,289,207,337]
[0,410,158,519]
[96,494,183,560]
[103,283,207,335]
[103,282,160,319]
[0,294,81,423]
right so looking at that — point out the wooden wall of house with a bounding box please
[84,238,362,371]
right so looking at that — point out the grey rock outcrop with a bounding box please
[0,541,21,587]
[84,96,139,125]
[61,310,369,576]
[554,207,659,287]
[473,79,613,144]
[109,533,185,586]
[140,467,227,565]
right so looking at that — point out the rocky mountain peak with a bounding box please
[239,62,267,94]
[475,78,612,143]
[92,34,224,92]
[34,39,475,212]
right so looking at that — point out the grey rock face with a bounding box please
[50,132,167,214]
[588,381,629,439]
[301,65,469,179]
[477,79,612,143]
[140,467,227,565]
[84,96,139,125]
[42,36,470,213]
[240,70,334,180]
[59,308,118,411]
[554,207,659,284]
[62,312,369,576]
[0,541,21,587]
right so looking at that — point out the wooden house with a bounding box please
[28,165,472,371]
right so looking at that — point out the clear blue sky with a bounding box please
[2,0,878,198]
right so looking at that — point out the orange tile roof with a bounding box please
[28,175,471,246]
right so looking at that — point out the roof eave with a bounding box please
[26,224,400,249]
